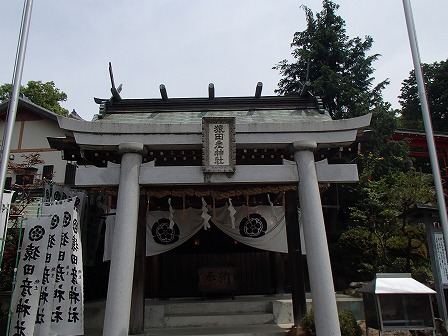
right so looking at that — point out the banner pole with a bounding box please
[6,216,24,336]
[0,0,34,213]
[402,0,448,256]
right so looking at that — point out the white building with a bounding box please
[0,96,78,187]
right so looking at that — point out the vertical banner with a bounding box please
[1,191,14,257]
[32,211,63,335]
[42,199,84,336]
[43,184,65,203]
[8,198,84,336]
[9,217,48,336]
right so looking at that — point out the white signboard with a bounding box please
[434,232,448,285]
[208,123,230,166]
[202,117,236,173]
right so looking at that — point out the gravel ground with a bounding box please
[359,321,414,335]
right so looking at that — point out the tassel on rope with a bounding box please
[201,197,211,230]
[246,194,250,219]
[212,196,216,220]
[181,195,187,220]
[146,195,150,223]
[228,198,236,229]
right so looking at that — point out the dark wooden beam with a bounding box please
[159,84,168,100]
[285,190,307,327]
[208,83,215,99]
[129,195,147,334]
[255,82,263,98]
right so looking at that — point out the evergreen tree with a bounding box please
[399,59,448,131]
[274,0,388,119]
[275,1,435,281]
[334,169,435,280]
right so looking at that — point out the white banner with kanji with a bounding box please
[1,191,14,241]
[9,217,47,336]
[9,198,84,336]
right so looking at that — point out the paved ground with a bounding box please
[359,321,434,336]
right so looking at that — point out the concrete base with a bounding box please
[84,294,364,336]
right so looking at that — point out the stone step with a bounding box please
[165,300,271,315]
[84,294,364,335]
[145,323,292,336]
[164,312,275,328]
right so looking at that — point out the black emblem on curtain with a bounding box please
[239,213,267,238]
[152,218,180,245]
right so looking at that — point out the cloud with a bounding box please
[1,0,446,120]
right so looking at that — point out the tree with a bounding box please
[399,59,448,131]
[0,80,69,116]
[1,153,46,294]
[358,103,411,180]
[6,153,46,228]
[274,0,388,119]
[334,169,435,280]
[0,153,48,332]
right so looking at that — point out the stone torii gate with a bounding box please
[52,94,371,336]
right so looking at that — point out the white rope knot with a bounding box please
[201,197,211,229]
[228,198,237,228]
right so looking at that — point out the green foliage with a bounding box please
[333,169,435,280]
[7,153,46,228]
[0,80,69,116]
[333,227,380,278]
[274,0,388,119]
[0,291,11,335]
[0,230,20,292]
[275,0,435,285]
[338,310,362,336]
[0,154,47,336]
[301,310,362,336]
[399,59,448,131]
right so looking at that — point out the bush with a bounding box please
[0,292,12,335]
[339,310,362,336]
[301,310,362,336]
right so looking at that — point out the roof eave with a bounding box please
[0,97,59,121]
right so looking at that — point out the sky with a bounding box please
[0,1,447,121]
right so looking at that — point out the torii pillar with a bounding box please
[291,140,341,336]
[103,142,147,336]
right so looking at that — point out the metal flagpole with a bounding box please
[0,0,34,211]
[402,0,448,254]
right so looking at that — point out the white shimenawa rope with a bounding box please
[201,197,211,229]
[168,197,175,229]
[228,198,237,228]
[267,194,279,224]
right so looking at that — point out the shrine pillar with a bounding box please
[290,141,341,336]
[103,142,147,336]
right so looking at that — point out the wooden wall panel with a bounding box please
[158,251,273,298]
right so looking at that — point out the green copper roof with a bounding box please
[92,95,332,124]
[94,108,332,124]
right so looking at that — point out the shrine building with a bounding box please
[49,84,371,336]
